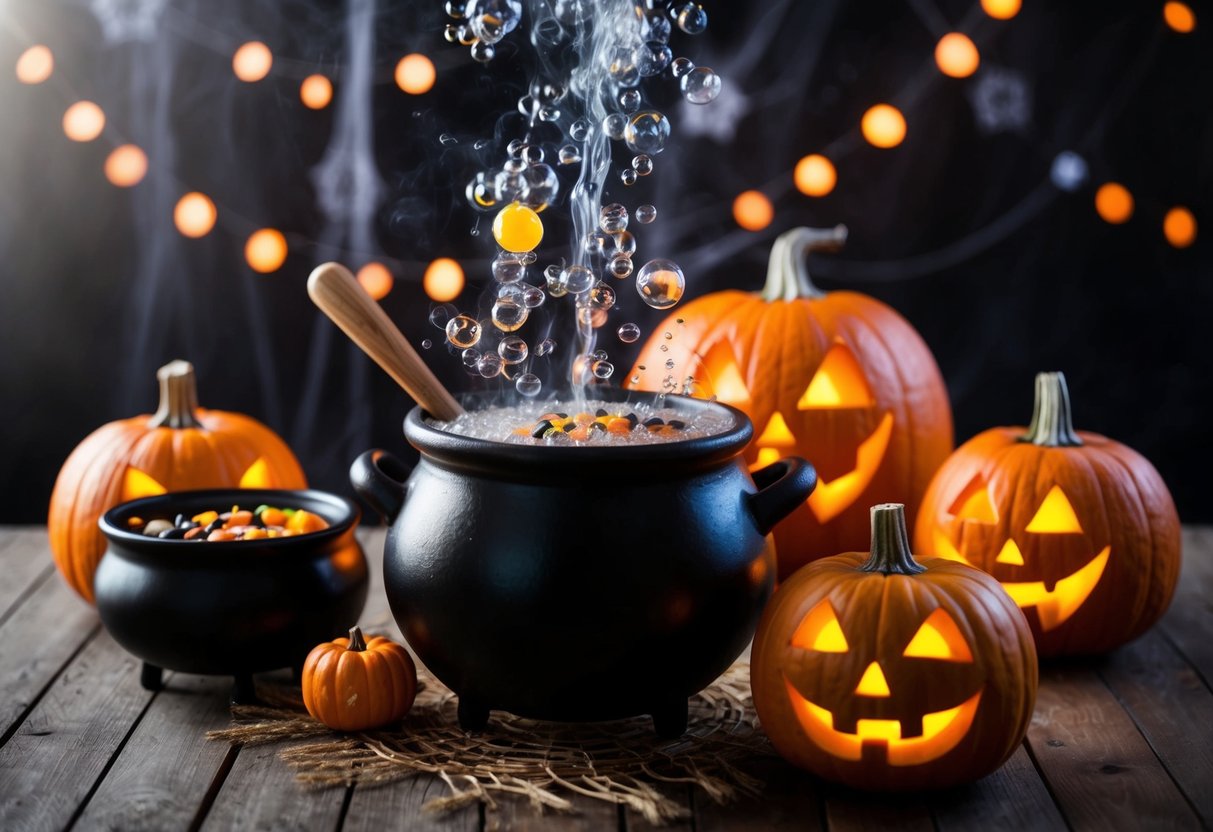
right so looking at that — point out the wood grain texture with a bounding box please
[694,757,823,832]
[1027,665,1202,830]
[1098,629,1213,825]
[493,793,618,832]
[73,673,236,831]
[200,741,348,832]
[1160,527,1213,688]
[825,794,932,832]
[930,746,1065,831]
[0,528,54,621]
[342,775,480,832]
[0,631,153,832]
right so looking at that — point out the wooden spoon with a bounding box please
[307,262,464,421]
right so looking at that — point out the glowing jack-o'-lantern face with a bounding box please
[915,372,1181,657]
[752,504,1037,790]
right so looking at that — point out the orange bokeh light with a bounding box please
[15,45,54,84]
[233,41,273,82]
[174,192,217,238]
[1163,207,1197,248]
[63,101,105,142]
[357,262,394,300]
[794,154,837,197]
[981,0,1021,20]
[733,190,774,232]
[423,257,465,302]
[300,74,332,109]
[935,33,980,78]
[1094,182,1134,225]
[1164,2,1196,33]
[245,229,288,273]
[104,145,148,187]
[395,54,436,95]
[861,104,906,149]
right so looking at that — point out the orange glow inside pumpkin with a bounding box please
[855,662,891,697]
[122,467,167,502]
[806,412,894,523]
[995,538,1025,565]
[239,457,273,488]
[700,342,751,407]
[1025,485,1083,533]
[1001,547,1110,630]
[798,343,874,410]
[754,412,796,469]
[947,474,998,524]
[791,599,849,652]
[903,608,973,661]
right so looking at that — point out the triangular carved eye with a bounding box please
[947,474,998,524]
[122,467,167,502]
[798,342,874,410]
[1026,485,1083,534]
[902,608,973,662]
[699,341,750,406]
[791,599,849,653]
[239,457,272,488]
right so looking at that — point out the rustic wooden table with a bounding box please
[0,525,1209,831]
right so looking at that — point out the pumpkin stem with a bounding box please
[1021,371,1083,447]
[760,225,848,302]
[861,504,925,575]
[148,360,203,429]
[347,627,367,652]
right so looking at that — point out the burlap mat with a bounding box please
[206,659,774,824]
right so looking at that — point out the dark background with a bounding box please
[1,0,1209,522]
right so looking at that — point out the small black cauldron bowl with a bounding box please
[96,488,368,702]
[352,390,816,736]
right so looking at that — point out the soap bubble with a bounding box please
[613,230,636,256]
[515,373,542,396]
[671,57,694,78]
[569,119,591,141]
[557,145,581,165]
[521,163,559,210]
[461,348,481,369]
[632,154,653,175]
[680,67,720,104]
[675,3,707,34]
[493,169,528,203]
[599,203,629,233]
[577,304,609,328]
[620,168,638,185]
[636,42,673,76]
[466,171,498,211]
[645,15,672,43]
[522,145,544,164]
[522,285,546,308]
[562,265,595,295]
[546,266,569,297]
[603,112,627,140]
[617,322,641,343]
[619,89,641,113]
[609,46,640,87]
[470,41,495,63]
[636,259,685,309]
[446,315,482,348]
[624,110,670,154]
[536,337,556,356]
[478,352,504,378]
[491,297,529,331]
[538,104,560,121]
[429,304,458,328]
[592,349,608,361]
[498,335,529,364]
[467,0,522,43]
[608,253,634,278]
[636,204,657,224]
[585,231,612,256]
[589,282,616,310]
[592,360,615,379]
[421,339,433,349]
[665,358,675,369]
[492,252,527,283]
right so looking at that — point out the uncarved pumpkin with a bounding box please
[303,627,418,731]
[48,360,306,602]
[627,227,952,579]
[914,372,1180,656]
[752,504,1037,791]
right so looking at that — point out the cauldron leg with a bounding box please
[652,699,689,739]
[457,696,489,732]
[231,674,258,705]
[140,663,163,692]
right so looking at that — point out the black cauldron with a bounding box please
[351,390,815,736]
[96,489,368,702]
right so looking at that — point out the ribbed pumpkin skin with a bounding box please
[751,553,1037,791]
[914,427,1180,656]
[628,287,952,579]
[48,369,306,604]
[303,633,418,731]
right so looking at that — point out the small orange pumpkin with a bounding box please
[914,371,1181,656]
[302,627,418,731]
[752,504,1037,791]
[48,360,306,602]
[627,227,952,579]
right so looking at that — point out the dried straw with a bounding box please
[206,659,774,824]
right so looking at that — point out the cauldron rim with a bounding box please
[405,390,753,475]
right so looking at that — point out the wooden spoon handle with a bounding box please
[307,262,464,421]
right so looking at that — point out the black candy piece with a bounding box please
[531,420,553,439]
[589,421,607,432]
[563,422,577,432]
[667,420,687,430]
[173,514,186,527]
[158,527,188,540]
[643,417,665,427]
[205,518,225,534]
[624,413,639,424]
[595,408,609,417]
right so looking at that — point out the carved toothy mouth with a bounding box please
[783,677,982,766]
[805,411,895,523]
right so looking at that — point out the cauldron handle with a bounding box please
[350,450,412,522]
[748,457,817,536]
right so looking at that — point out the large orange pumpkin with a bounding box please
[48,360,307,602]
[752,504,1037,791]
[914,371,1181,656]
[627,226,952,579]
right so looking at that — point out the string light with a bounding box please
[104,145,148,187]
[174,192,217,238]
[1163,2,1196,33]
[423,257,464,302]
[981,0,1021,20]
[62,102,106,142]
[395,54,436,95]
[357,262,394,300]
[232,42,273,82]
[300,74,333,109]
[794,154,836,197]
[935,33,980,78]
[245,229,288,272]
[861,104,906,148]
[1163,207,1196,248]
[733,190,774,231]
[1094,183,1134,225]
[15,45,53,84]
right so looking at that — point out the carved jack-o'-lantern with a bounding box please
[915,372,1180,656]
[48,360,307,602]
[627,227,953,579]
[752,504,1037,791]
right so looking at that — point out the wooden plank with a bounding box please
[200,741,348,831]
[494,792,618,831]
[1026,666,1202,830]
[1098,629,1213,826]
[931,746,1065,831]
[825,793,932,832]
[0,528,54,622]
[694,757,823,832]
[342,775,480,832]
[1160,527,1213,688]
[0,630,154,831]
[72,673,236,831]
